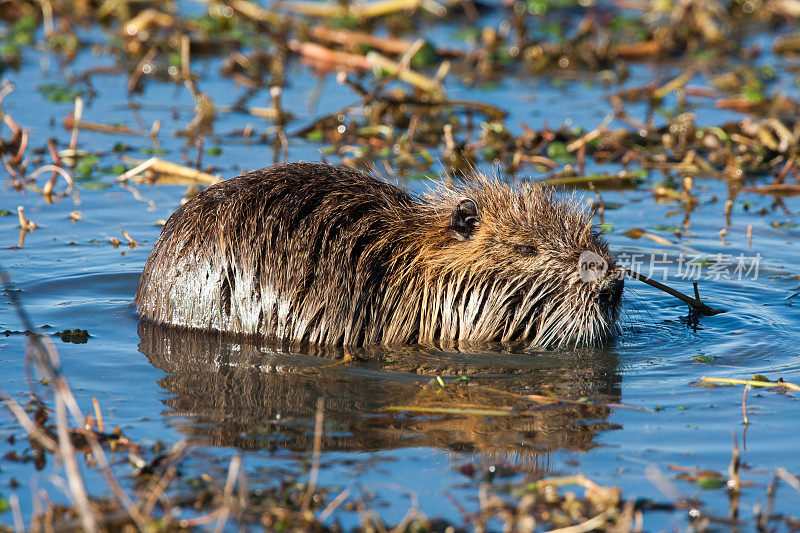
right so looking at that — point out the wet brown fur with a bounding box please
[135,162,622,348]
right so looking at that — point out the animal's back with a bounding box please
[135,162,414,345]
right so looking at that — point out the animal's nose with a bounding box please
[598,275,624,303]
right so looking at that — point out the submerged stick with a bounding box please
[625,269,725,316]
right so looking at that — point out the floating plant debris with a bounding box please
[3,0,800,530]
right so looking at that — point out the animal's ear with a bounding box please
[450,197,480,240]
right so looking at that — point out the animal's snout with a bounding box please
[598,274,624,306]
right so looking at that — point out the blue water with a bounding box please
[2,7,800,530]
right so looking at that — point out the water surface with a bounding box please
[2,4,800,529]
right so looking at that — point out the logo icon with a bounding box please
[578,251,608,283]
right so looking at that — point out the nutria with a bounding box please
[135,162,623,349]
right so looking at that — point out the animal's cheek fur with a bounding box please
[477,250,528,273]
[530,258,580,284]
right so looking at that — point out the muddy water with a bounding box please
[2,15,800,530]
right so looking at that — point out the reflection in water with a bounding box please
[138,321,624,468]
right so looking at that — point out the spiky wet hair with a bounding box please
[135,163,622,349]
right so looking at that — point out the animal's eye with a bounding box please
[515,244,536,255]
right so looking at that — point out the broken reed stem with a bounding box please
[316,488,351,522]
[302,398,324,513]
[38,0,54,36]
[366,51,443,96]
[776,468,800,492]
[288,40,371,70]
[116,156,220,184]
[11,500,29,533]
[63,116,143,136]
[142,441,187,516]
[181,34,191,87]
[527,474,600,492]
[701,376,800,391]
[567,112,613,152]
[761,475,778,529]
[41,335,149,531]
[742,384,750,426]
[69,97,83,152]
[229,0,287,25]
[6,116,28,166]
[120,230,139,246]
[92,397,104,433]
[310,25,412,55]
[46,138,62,189]
[195,135,204,169]
[391,489,420,533]
[116,157,157,181]
[213,454,242,533]
[0,81,14,104]
[128,48,157,94]
[16,206,35,231]
[0,395,57,452]
[29,164,74,196]
[9,493,23,533]
[729,434,741,494]
[546,508,615,533]
[625,268,725,316]
[283,0,427,18]
[270,86,284,125]
[0,269,148,531]
[370,38,426,96]
[43,342,99,533]
[652,70,694,100]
